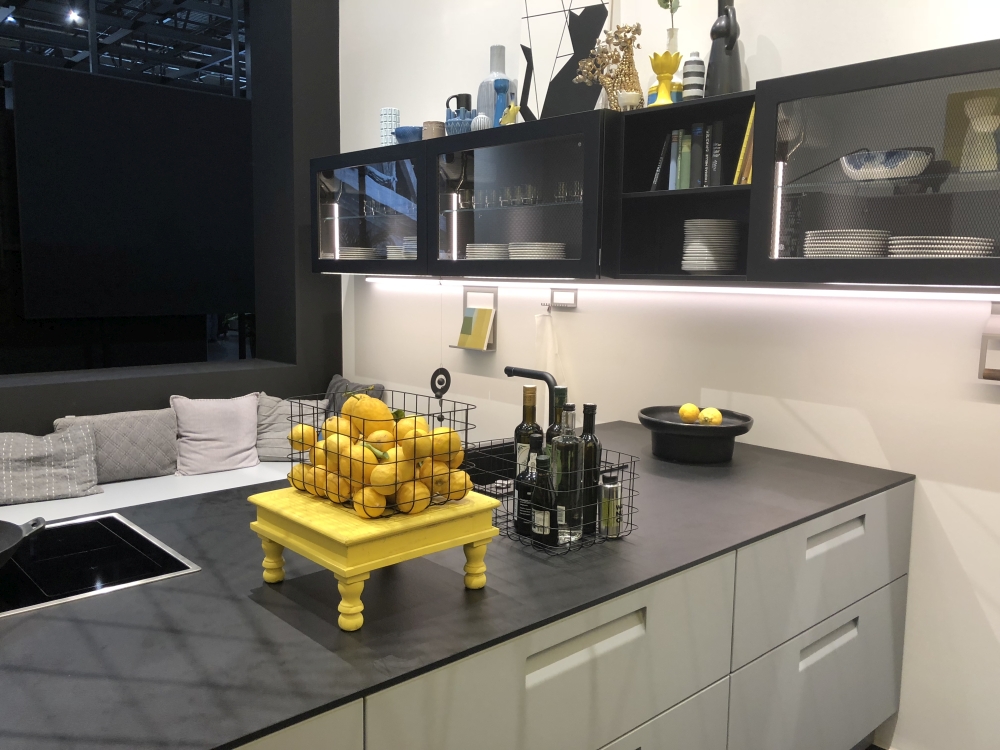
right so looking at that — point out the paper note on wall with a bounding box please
[456,307,495,350]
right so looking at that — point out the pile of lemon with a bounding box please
[286,393,471,519]
[678,403,723,425]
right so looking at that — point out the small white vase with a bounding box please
[667,27,679,55]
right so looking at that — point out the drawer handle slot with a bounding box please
[806,515,865,559]
[799,617,859,672]
[525,609,646,690]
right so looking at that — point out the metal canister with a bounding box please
[599,472,622,539]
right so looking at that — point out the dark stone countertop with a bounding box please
[0,422,913,749]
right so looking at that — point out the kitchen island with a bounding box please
[0,422,914,750]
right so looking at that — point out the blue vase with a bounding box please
[493,79,510,127]
[445,106,475,136]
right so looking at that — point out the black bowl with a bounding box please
[638,406,753,465]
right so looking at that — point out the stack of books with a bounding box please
[650,104,755,191]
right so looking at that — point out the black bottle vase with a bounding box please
[706,0,742,97]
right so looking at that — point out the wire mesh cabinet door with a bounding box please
[747,39,1000,286]
[311,141,428,275]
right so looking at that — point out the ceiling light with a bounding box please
[67,10,81,23]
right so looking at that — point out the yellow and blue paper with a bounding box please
[456,307,495,350]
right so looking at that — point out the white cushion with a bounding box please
[170,394,260,476]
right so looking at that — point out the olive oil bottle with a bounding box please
[514,385,542,476]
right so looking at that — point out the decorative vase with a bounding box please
[606,37,642,112]
[470,114,491,131]
[682,52,706,100]
[476,45,518,127]
[706,0,743,97]
[649,50,682,107]
[961,96,1000,172]
[667,27,679,54]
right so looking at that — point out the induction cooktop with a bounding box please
[0,513,199,619]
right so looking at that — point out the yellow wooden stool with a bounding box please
[248,487,500,631]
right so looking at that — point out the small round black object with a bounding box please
[430,367,451,399]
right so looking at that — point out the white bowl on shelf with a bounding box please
[839,149,933,181]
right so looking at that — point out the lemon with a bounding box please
[322,415,358,442]
[678,403,701,424]
[302,466,327,497]
[351,397,395,437]
[431,427,461,461]
[698,407,723,426]
[449,449,465,470]
[366,429,396,453]
[326,472,354,503]
[447,470,472,501]
[340,393,367,419]
[310,439,332,469]
[339,444,378,485]
[395,415,430,441]
[353,487,386,518]
[417,459,451,483]
[325,433,354,458]
[288,462,308,492]
[399,427,432,460]
[396,481,431,514]
[288,423,317,452]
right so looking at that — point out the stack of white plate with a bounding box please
[802,230,889,258]
[386,245,417,260]
[508,242,566,260]
[465,243,509,260]
[681,219,740,274]
[403,236,418,257]
[887,235,996,258]
[338,246,386,260]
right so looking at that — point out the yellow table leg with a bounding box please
[463,538,491,590]
[335,572,370,631]
[259,534,285,583]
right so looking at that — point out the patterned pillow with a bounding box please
[54,409,177,483]
[171,394,259,476]
[0,425,102,505]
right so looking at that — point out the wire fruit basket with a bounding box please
[465,438,638,555]
[284,388,476,519]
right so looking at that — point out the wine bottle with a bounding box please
[514,385,542,476]
[531,453,559,548]
[514,432,543,536]
[545,386,568,447]
[580,403,602,535]
[551,403,583,545]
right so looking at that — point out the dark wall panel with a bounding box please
[10,62,254,319]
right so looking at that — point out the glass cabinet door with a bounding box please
[763,67,1000,281]
[430,126,595,274]
[315,152,420,266]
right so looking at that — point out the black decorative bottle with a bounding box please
[706,0,742,97]
[514,385,542,476]
[531,454,559,549]
[514,432,543,536]
[551,403,583,545]
[580,403,602,535]
[545,385,569,447]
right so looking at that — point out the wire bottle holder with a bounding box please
[465,438,639,555]
[284,388,477,518]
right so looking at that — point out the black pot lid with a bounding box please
[638,406,753,438]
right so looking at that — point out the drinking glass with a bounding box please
[523,184,537,205]
[572,181,583,202]
[554,181,567,203]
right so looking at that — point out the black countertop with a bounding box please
[0,422,913,749]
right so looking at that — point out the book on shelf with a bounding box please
[703,123,713,188]
[690,123,704,189]
[667,130,680,190]
[734,103,755,185]
[740,130,755,184]
[651,131,672,191]
[709,120,724,186]
[678,133,692,189]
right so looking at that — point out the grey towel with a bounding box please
[324,375,386,418]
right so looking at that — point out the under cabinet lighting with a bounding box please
[67,9,81,23]
[363,275,1000,302]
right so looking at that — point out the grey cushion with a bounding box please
[0,425,102,505]
[324,375,385,418]
[54,409,177,483]
[257,393,329,462]
[171,393,260,475]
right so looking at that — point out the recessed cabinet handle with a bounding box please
[799,617,859,672]
[806,515,865,559]
[525,609,646,689]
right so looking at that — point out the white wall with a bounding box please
[340,4,1000,749]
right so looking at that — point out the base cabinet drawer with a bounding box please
[238,699,363,750]
[598,677,729,750]
[728,576,907,750]
[732,482,913,668]
[364,553,735,750]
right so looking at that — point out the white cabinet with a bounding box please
[239,699,363,750]
[364,553,736,750]
[732,482,913,669]
[728,576,908,750]
[598,677,730,750]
